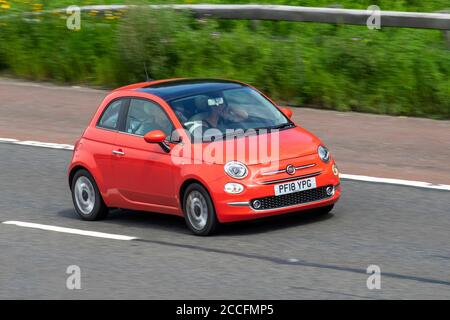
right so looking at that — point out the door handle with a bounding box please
[112,150,125,156]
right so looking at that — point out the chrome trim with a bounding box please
[96,125,172,142]
[261,163,316,176]
[286,164,295,175]
[249,195,335,212]
[261,169,285,176]
[227,183,339,211]
[95,126,118,133]
[118,130,146,138]
[227,201,250,207]
[96,124,157,138]
[258,171,322,185]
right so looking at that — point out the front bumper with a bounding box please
[209,161,341,223]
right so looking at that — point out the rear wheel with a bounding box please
[183,183,218,236]
[71,169,109,221]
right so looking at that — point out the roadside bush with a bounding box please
[0,2,448,118]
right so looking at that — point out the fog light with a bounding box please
[326,186,335,196]
[252,200,262,209]
[224,183,244,194]
[332,164,339,176]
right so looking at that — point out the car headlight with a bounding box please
[224,161,248,179]
[318,145,330,163]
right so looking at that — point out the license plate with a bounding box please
[274,177,317,196]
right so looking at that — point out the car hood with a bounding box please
[185,126,321,165]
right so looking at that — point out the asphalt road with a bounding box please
[0,143,449,299]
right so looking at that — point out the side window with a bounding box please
[98,99,123,130]
[125,99,173,137]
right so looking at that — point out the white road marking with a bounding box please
[0,138,74,150]
[0,138,19,142]
[2,221,137,241]
[339,174,450,191]
[1,137,449,191]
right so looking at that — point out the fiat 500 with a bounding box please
[68,79,340,235]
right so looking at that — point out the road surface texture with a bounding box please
[0,77,449,185]
[1,77,449,299]
[0,143,449,299]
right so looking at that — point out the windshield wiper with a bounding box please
[256,123,295,132]
[268,122,295,130]
[244,123,295,135]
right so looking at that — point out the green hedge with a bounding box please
[0,2,449,118]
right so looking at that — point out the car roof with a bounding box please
[136,78,246,102]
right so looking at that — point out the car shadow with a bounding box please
[57,207,334,237]
[218,210,334,236]
[58,208,190,235]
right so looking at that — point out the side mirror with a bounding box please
[280,107,293,119]
[144,130,166,144]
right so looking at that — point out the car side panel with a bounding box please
[110,133,180,215]
[70,127,117,206]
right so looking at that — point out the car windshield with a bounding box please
[168,87,292,141]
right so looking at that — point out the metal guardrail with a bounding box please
[3,4,449,32]
[73,4,450,30]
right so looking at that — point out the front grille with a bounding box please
[251,186,332,210]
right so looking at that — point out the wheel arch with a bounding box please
[179,178,212,212]
[68,165,90,190]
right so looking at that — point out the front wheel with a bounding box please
[183,183,219,236]
[71,169,109,221]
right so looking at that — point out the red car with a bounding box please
[68,79,340,235]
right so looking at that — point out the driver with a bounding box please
[201,96,248,130]
[186,95,248,139]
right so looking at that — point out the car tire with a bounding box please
[316,204,334,215]
[71,169,109,221]
[183,183,219,236]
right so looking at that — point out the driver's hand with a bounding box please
[223,106,248,121]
